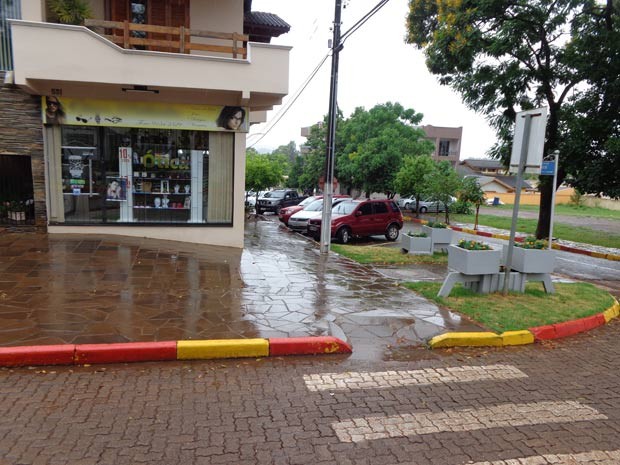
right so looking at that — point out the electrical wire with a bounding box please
[340,0,391,45]
[248,52,330,148]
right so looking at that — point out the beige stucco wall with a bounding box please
[20,0,45,22]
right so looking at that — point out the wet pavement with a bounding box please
[0,218,482,361]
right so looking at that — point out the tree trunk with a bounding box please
[474,205,479,230]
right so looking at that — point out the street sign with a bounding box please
[541,160,555,176]
[509,107,548,174]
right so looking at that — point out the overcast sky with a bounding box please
[248,0,498,159]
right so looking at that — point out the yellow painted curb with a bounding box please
[606,254,620,261]
[603,301,620,323]
[591,251,607,259]
[500,330,534,346]
[177,339,269,360]
[429,332,503,348]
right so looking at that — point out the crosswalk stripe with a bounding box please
[303,364,527,391]
[466,449,620,464]
[332,401,606,443]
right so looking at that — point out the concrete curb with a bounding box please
[403,217,620,262]
[429,300,620,349]
[0,336,352,368]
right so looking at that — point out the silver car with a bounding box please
[415,197,456,213]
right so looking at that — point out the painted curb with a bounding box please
[429,300,619,349]
[403,216,620,261]
[177,339,270,360]
[0,337,352,368]
[269,336,352,356]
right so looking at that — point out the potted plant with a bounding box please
[401,231,432,254]
[422,221,453,247]
[448,239,502,275]
[504,237,556,273]
[8,201,26,223]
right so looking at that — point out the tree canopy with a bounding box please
[406,0,619,238]
[245,152,283,194]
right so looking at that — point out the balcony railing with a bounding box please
[84,19,248,59]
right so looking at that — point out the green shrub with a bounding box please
[452,199,473,214]
[426,221,447,228]
[457,239,492,250]
[516,237,547,249]
[406,231,428,237]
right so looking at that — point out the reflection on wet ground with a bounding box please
[0,218,482,361]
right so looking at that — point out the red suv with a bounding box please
[307,199,403,244]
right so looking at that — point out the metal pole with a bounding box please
[503,115,532,295]
[548,150,559,250]
[320,0,343,254]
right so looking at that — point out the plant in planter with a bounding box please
[448,239,501,274]
[8,201,26,223]
[504,237,556,273]
[422,221,452,248]
[401,231,431,254]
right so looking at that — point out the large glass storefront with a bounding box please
[58,126,234,225]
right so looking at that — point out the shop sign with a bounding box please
[42,97,248,133]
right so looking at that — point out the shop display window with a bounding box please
[59,127,233,225]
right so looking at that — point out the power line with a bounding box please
[248,53,330,149]
[340,0,391,44]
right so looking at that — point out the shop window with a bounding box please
[59,127,233,225]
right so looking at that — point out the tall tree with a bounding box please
[406,0,619,238]
[336,102,434,198]
[459,176,486,230]
[424,161,462,224]
[245,153,283,195]
[394,155,436,218]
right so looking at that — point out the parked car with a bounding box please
[397,196,416,210]
[307,199,403,244]
[279,195,320,225]
[485,197,505,206]
[415,197,457,213]
[245,190,264,208]
[287,196,350,232]
[256,189,307,214]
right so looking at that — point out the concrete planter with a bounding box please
[504,245,556,273]
[422,225,453,245]
[401,234,432,255]
[448,244,502,275]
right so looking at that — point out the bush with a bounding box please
[452,199,473,214]
[516,237,547,249]
[457,239,492,250]
[426,221,447,228]
[406,231,428,237]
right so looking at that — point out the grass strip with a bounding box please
[331,244,448,265]
[490,204,620,220]
[403,282,615,333]
[450,214,620,249]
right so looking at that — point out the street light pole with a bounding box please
[320,0,343,254]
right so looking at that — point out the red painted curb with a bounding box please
[0,344,76,367]
[530,314,606,341]
[74,341,178,364]
[268,336,352,356]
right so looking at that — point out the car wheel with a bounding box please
[337,227,351,244]
[275,205,282,214]
[404,202,411,210]
[385,223,399,241]
[419,206,428,214]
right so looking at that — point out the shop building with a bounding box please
[2,0,290,247]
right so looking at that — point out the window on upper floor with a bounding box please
[0,0,21,71]
[438,139,450,157]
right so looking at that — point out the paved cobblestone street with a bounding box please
[2,320,619,465]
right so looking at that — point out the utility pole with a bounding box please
[320,0,343,254]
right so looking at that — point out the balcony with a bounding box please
[9,20,290,110]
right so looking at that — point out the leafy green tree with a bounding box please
[406,0,619,238]
[394,155,436,218]
[271,141,299,166]
[424,161,462,224]
[336,102,434,198]
[459,176,486,230]
[245,153,283,198]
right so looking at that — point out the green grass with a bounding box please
[449,213,620,249]
[492,203,620,220]
[331,244,448,265]
[404,282,615,333]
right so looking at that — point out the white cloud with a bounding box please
[248,0,498,159]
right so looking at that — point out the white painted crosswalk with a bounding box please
[331,400,606,443]
[303,364,527,391]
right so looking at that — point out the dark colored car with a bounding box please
[307,199,403,244]
[256,189,306,214]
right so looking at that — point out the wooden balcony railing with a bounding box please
[84,20,248,59]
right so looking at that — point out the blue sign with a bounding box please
[541,160,555,176]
